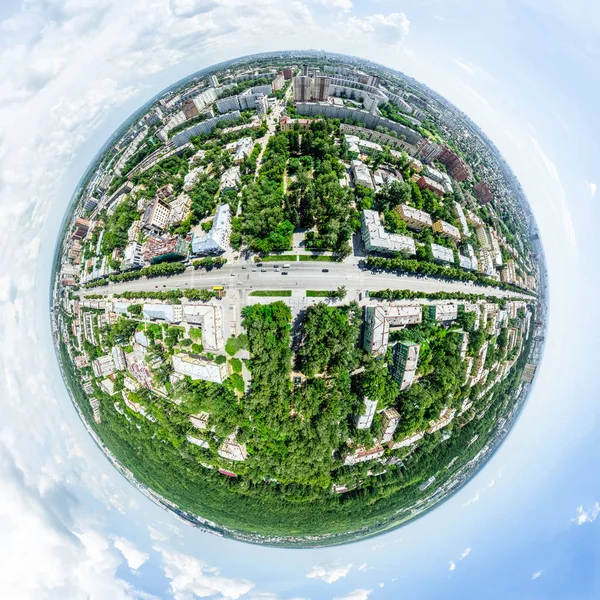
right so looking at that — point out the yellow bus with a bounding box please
[213,286,224,291]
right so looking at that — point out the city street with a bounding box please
[85,261,531,301]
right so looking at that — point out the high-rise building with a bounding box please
[293,74,330,102]
[210,75,219,87]
[83,197,98,213]
[181,99,200,119]
[356,397,378,429]
[436,145,472,182]
[273,72,285,91]
[312,75,330,101]
[380,408,400,443]
[473,181,493,204]
[283,68,293,80]
[293,75,312,102]
[417,140,442,163]
[390,342,420,390]
[367,75,380,88]
[141,197,171,232]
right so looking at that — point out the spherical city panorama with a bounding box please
[52,51,547,547]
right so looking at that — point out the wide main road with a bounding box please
[86,261,531,300]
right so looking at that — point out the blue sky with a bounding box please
[0,0,598,598]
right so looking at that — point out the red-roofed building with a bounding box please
[473,181,493,204]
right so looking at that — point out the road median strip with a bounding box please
[249,290,292,297]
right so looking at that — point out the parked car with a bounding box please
[261,268,267,272]
[282,272,288,275]
[322,269,329,273]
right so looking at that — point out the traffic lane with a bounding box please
[93,268,526,300]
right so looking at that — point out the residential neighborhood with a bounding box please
[51,51,547,547]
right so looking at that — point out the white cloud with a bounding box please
[462,469,504,507]
[155,546,254,600]
[532,569,543,580]
[453,58,499,84]
[112,536,149,571]
[454,59,475,74]
[573,502,600,525]
[345,12,410,47]
[320,0,353,13]
[449,561,456,571]
[459,547,471,560]
[306,563,352,584]
[334,590,372,600]
[148,525,169,542]
[529,135,577,250]
[589,182,597,197]
[462,492,480,507]
[0,445,146,599]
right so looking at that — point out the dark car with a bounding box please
[282,271,288,275]
[322,269,329,272]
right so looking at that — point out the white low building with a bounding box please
[186,434,209,449]
[218,434,247,461]
[182,304,224,351]
[431,243,454,263]
[390,431,424,450]
[352,160,374,188]
[189,412,210,430]
[143,303,184,323]
[172,353,227,384]
[361,210,416,255]
[220,166,241,192]
[191,204,231,255]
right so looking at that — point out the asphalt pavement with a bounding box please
[87,261,530,300]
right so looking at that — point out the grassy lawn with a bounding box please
[299,255,340,262]
[249,290,292,297]
[256,254,297,262]
[306,291,334,297]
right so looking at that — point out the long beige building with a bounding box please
[432,219,461,242]
[395,204,432,230]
